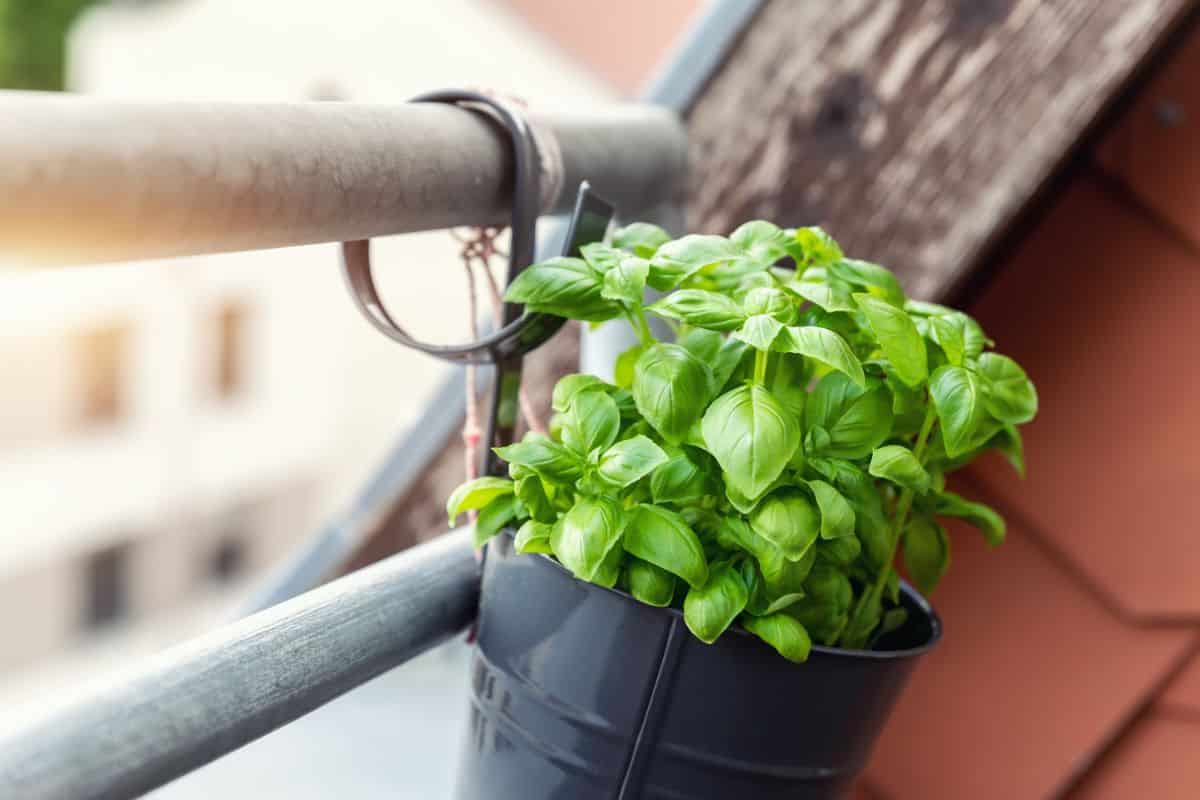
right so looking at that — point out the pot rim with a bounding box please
[496,529,942,661]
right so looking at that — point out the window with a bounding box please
[209,535,246,583]
[73,322,132,430]
[83,543,130,629]
[209,301,249,401]
[0,334,72,447]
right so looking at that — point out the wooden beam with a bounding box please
[685,0,1195,300]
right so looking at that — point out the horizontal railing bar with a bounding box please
[0,92,686,266]
[0,529,477,800]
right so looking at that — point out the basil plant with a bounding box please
[447,222,1036,663]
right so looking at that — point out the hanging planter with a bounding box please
[456,531,938,798]
[446,218,1037,799]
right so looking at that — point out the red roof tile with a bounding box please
[864,478,1195,800]
[1096,31,1200,253]
[1159,652,1200,716]
[968,175,1200,620]
[1072,714,1200,799]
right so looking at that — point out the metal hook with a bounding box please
[340,89,558,365]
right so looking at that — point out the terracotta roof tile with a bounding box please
[1159,652,1200,715]
[1095,30,1200,253]
[864,478,1195,800]
[1071,714,1200,799]
[968,175,1200,620]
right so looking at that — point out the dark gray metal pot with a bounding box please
[455,531,940,799]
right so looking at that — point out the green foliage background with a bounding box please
[0,0,104,90]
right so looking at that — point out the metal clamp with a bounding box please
[340,89,557,365]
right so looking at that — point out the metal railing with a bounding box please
[0,92,685,800]
[0,3,765,797]
[0,94,684,266]
[0,531,477,799]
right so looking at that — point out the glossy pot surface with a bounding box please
[455,532,940,799]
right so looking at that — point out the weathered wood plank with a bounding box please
[686,0,1194,300]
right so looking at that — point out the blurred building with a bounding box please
[0,258,335,670]
[0,0,616,700]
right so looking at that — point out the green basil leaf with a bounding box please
[711,337,752,392]
[807,479,856,539]
[963,316,989,359]
[611,388,639,419]
[791,565,853,645]
[683,562,749,644]
[514,519,553,554]
[787,226,844,268]
[579,242,626,274]
[747,579,807,617]
[504,256,622,321]
[551,497,626,583]
[648,234,741,290]
[890,378,927,437]
[551,374,610,413]
[831,259,905,306]
[868,444,932,493]
[724,475,768,514]
[597,435,669,488]
[927,312,968,366]
[612,222,672,258]
[936,491,1005,546]
[594,536,627,589]
[742,287,797,323]
[804,372,893,459]
[475,494,518,547]
[904,299,956,317]
[676,327,724,363]
[633,343,714,444]
[775,325,865,387]
[884,569,901,604]
[733,270,778,298]
[877,607,908,641]
[650,452,709,504]
[760,535,816,597]
[494,433,584,483]
[904,515,950,594]
[446,476,514,525]
[625,557,676,607]
[614,342,647,389]
[742,613,812,663]
[841,590,882,649]
[749,488,820,561]
[929,365,988,458]
[561,389,620,456]
[732,314,785,351]
[787,280,856,313]
[853,293,927,386]
[731,220,789,265]
[702,384,800,500]
[715,516,770,559]
[987,423,1026,478]
[646,289,746,331]
[601,256,650,305]
[803,563,854,610]
[977,353,1038,424]
[769,352,810,420]
[818,533,861,565]
[515,475,556,523]
[624,504,709,588]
